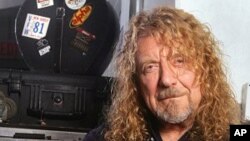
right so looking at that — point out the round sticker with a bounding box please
[65,0,86,10]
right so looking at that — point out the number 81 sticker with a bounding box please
[22,13,50,40]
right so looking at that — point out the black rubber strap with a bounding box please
[54,0,65,73]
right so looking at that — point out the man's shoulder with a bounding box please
[83,124,106,141]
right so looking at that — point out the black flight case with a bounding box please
[0,0,119,140]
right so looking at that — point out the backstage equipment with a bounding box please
[1,0,120,140]
[15,0,119,75]
[0,69,111,140]
[0,69,111,128]
[0,91,17,122]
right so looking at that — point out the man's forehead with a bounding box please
[137,42,184,58]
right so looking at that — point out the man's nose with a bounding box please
[159,62,177,87]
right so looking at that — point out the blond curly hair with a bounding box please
[104,6,240,141]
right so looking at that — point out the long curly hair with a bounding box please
[104,6,240,141]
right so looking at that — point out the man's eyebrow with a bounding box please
[137,54,158,63]
[142,60,159,65]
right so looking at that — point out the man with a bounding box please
[84,6,240,141]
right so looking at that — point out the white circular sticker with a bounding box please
[65,0,86,10]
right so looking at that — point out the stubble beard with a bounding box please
[155,95,193,124]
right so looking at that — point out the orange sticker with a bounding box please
[69,5,92,28]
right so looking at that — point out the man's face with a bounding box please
[135,36,202,124]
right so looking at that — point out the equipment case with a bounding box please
[0,0,119,140]
[0,68,111,140]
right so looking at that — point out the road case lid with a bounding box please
[15,0,119,75]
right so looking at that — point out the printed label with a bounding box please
[22,13,50,40]
[71,28,96,55]
[39,45,51,56]
[36,0,54,9]
[69,5,92,28]
[76,28,96,39]
[36,38,50,56]
[65,0,86,10]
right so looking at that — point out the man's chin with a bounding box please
[155,107,193,124]
[157,113,194,128]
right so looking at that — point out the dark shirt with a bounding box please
[83,124,105,141]
[83,124,189,141]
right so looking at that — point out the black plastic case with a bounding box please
[0,69,111,131]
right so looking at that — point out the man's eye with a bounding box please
[144,64,159,73]
[172,56,185,67]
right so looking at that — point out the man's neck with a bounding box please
[159,122,191,141]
